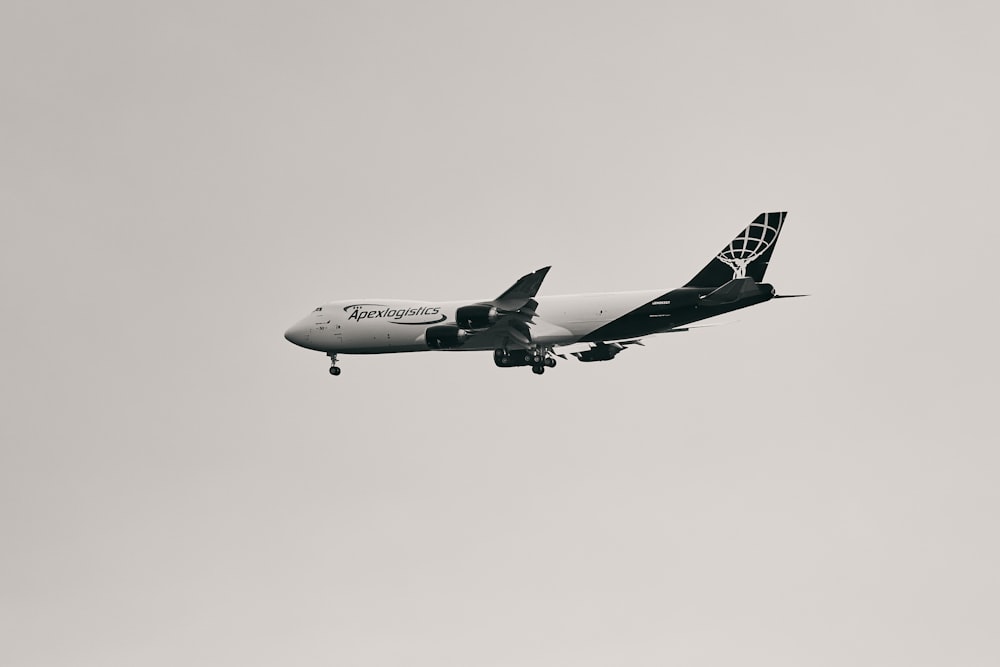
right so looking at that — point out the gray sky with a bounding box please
[2,2,999,665]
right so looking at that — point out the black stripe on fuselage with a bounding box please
[581,283,775,342]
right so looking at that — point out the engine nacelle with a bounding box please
[425,325,469,350]
[456,304,500,331]
[575,343,622,362]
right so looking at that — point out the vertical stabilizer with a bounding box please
[685,212,787,288]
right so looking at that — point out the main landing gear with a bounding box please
[528,347,557,375]
[532,356,557,374]
[494,348,557,375]
[327,353,342,376]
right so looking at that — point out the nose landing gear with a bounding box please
[328,353,341,376]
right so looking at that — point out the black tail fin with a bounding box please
[685,212,787,288]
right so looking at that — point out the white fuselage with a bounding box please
[284,213,792,373]
[284,290,664,354]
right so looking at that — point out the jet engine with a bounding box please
[425,325,469,350]
[456,304,500,331]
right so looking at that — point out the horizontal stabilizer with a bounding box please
[699,277,763,305]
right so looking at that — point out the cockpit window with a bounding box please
[313,307,323,312]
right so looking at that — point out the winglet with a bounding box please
[492,266,551,311]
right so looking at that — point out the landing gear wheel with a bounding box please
[327,353,341,376]
[544,357,557,368]
[532,365,545,375]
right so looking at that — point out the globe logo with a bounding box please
[716,214,782,279]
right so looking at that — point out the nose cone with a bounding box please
[284,320,311,347]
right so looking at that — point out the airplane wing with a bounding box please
[453,267,554,350]
[462,314,534,349]
[562,324,725,362]
[568,339,645,362]
[491,266,551,311]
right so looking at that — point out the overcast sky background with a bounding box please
[3,2,999,665]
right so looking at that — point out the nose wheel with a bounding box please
[327,353,341,376]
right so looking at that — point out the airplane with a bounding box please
[284,212,802,375]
